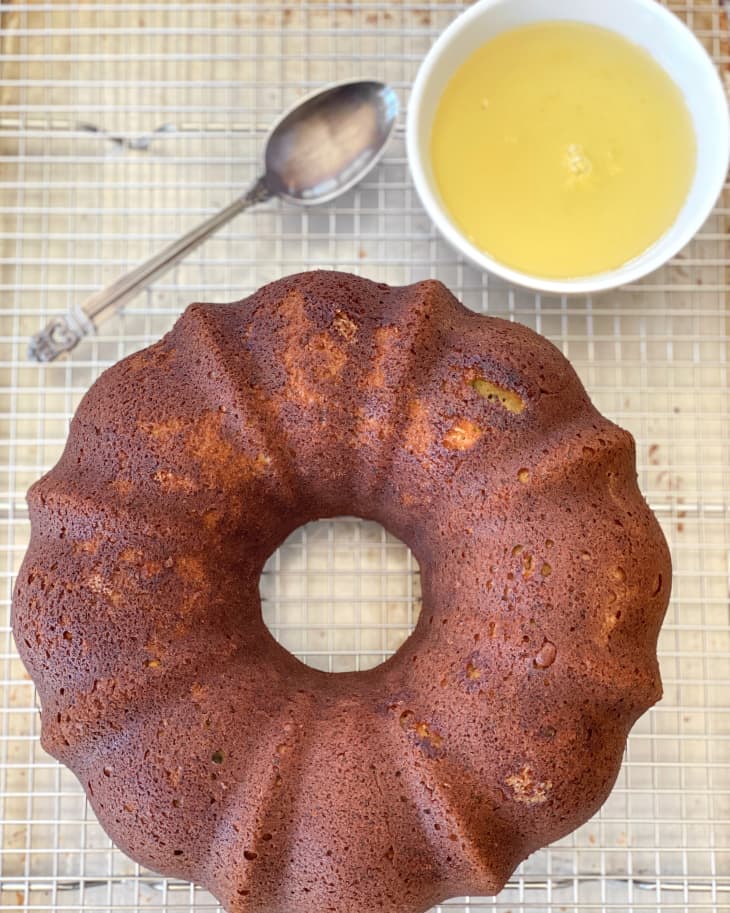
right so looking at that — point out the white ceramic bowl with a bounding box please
[407,0,730,295]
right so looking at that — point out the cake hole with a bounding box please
[533,640,557,669]
[261,519,421,673]
[243,850,258,861]
[211,750,224,764]
[399,710,416,729]
[470,377,525,414]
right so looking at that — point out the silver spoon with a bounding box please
[29,80,399,362]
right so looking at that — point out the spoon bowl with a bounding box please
[265,80,399,204]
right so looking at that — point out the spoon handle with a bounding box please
[28,175,273,362]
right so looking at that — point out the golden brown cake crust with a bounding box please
[12,271,671,913]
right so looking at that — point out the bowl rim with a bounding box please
[406,0,730,296]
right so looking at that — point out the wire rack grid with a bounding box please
[0,1,728,912]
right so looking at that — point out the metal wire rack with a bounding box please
[0,1,728,911]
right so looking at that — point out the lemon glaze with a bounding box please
[431,21,697,278]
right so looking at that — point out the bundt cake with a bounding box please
[13,271,670,913]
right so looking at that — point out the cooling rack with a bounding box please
[0,1,728,911]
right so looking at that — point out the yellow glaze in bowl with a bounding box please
[430,21,696,279]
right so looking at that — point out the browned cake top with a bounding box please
[13,271,671,913]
